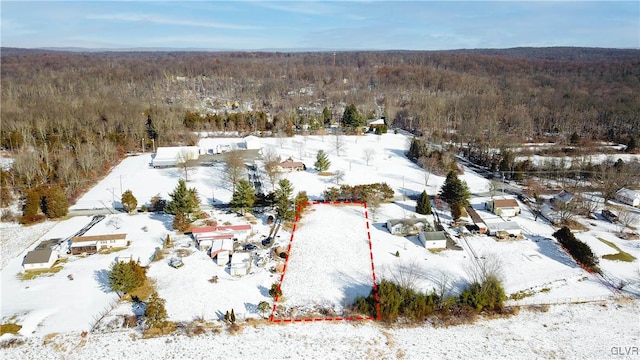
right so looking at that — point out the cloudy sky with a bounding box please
[2,1,638,50]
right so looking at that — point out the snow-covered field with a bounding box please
[277,203,374,317]
[2,132,639,358]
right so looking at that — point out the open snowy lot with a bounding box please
[277,203,374,318]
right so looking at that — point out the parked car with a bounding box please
[261,237,273,246]
[243,244,257,251]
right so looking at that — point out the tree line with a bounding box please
[1,49,638,216]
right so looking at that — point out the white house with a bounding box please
[486,198,520,217]
[22,249,58,271]
[418,231,448,250]
[70,234,128,255]
[230,252,251,276]
[615,188,640,207]
[152,146,201,168]
[243,135,261,150]
[386,218,430,236]
[552,190,574,206]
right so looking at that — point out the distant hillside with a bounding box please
[2,46,639,62]
[443,47,640,62]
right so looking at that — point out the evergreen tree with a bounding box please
[275,179,294,222]
[22,188,43,220]
[341,104,364,130]
[294,191,309,212]
[42,185,69,218]
[166,179,200,221]
[144,292,168,329]
[121,189,138,213]
[257,301,270,318]
[230,308,236,323]
[439,171,470,220]
[229,179,256,215]
[314,149,331,172]
[322,106,332,126]
[416,190,432,215]
[108,260,146,297]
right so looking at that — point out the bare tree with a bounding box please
[224,150,245,193]
[362,148,375,166]
[332,170,345,185]
[276,129,288,149]
[617,207,639,234]
[390,259,425,290]
[333,130,346,156]
[465,252,504,284]
[177,148,198,182]
[433,270,454,304]
[262,147,282,191]
[293,140,305,159]
[365,192,382,221]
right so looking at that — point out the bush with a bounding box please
[269,282,282,299]
[553,226,599,272]
[459,275,506,312]
[172,212,191,232]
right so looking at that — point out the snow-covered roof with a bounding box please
[484,221,521,232]
[231,252,251,266]
[616,188,640,200]
[553,190,574,204]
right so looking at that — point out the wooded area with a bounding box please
[1,47,639,211]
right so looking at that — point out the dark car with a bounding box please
[261,237,272,246]
[243,244,257,251]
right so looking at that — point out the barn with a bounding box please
[152,146,201,168]
[22,249,58,271]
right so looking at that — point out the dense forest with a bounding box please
[1,47,639,214]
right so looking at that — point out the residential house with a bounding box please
[277,158,305,172]
[552,190,574,206]
[230,253,251,276]
[615,188,640,207]
[70,234,128,255]
[418,231,448,250]
[386,218,430,236]
[192,224,252,250]
[366,118,386,132]
[22,249,58,271]
[486,198,520,217]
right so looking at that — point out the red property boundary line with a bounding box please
[269,200,380,323]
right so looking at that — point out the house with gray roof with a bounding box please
[22,249,58,271]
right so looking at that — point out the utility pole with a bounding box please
[119,175,123,196]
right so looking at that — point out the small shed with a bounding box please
[216,251,230,266]
[615,188,640,207]
[243,135,261,150]
[486,198,520,217]
[552,190,574,205]
[418,231,448,250]
[22,249,58,271]
[230,253,251,276]
[210,239,234,260]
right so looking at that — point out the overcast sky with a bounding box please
[2,1,639,50]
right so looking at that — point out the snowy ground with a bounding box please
[277,203,373,318]
[2,132,639,358]
[1,298,638,359]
